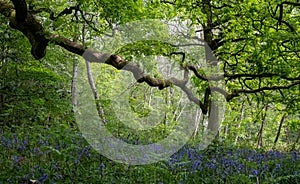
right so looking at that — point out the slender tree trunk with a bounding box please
[223,124,228,138]
[82,23,106,124]
[163,88,168,134]
[293,129,300,149]
[274,114,286,145]
[192,108,202,138]
[257,104,268,149]
[72,12,80,107]
[148,88,153,106]
[71,36,79,107]
[0,52,5,109]
[235,101,245,144]
[85,60,107,124]
[284,125,291,144]
[72,57,78,107]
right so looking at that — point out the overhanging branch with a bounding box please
[11,0,27,22]
[212,81,300,101]
[1,0,299,113]
[82,49,209,113]
[1,0,48,59]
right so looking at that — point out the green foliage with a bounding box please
[117,40,176,59]
[0,18,74,126]
[94,64,187,144]
[0,60,73,126]
[0,0,300,183]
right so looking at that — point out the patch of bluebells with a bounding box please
[0,126,102,183]
[166,145,299,182]
[0,125,299,183]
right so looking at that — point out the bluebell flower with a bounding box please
[18,145,25,152]
[248,153,254,161]
[250,169,259,176]
[293,170,298,175]
[74,159,80,164]
[23,139,29,146]
[291,151,298,162]
[55,174,63,180]
[52,163,59,171]
[262,164,268,171]
[178,148,185,157]
[13,155,18,163]
[39,174,48,182]
[11,137,16,145]
[39,139,44,145]
[187,148,195,161]
[274,150,284,159]
[236,163,244,173]
[204,158,216,169]
[34,165,40,169]
[256,153,263,161]
[33,147,42,155]
[192,160,201,172]
[100,163,105,169]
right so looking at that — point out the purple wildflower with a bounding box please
[39,174,48,182]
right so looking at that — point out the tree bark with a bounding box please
[85,60,107,124]
[235,101,245,144]
[257,104,268,149]
[274,114,286,145]
[72,56,78,107]
[293,129,300,150]
[71,17,80,107]
[192,108,202,138]
[207,99,219,132]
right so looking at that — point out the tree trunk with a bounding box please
[235,101,245,144]
[72,57,78,107]
[274,114,286,145]
[192,108,202,138]
[293,129,300,150]
[257,104,268,149]
[85,60,107,124]
[82,23,106,124]
[207,99,219,132]
[71,12,80,107]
